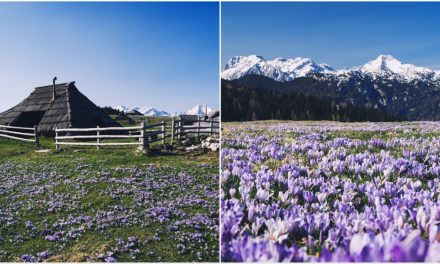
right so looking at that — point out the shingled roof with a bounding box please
[115,112,134,123]
[0,82,121,133]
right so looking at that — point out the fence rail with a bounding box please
[171,118,219,141]
[55,121,166,150]
[1,117,219,150]
[0,124,39,146]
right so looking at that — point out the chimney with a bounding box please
[52,76,57,102]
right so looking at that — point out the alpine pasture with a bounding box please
[0,117,219,262]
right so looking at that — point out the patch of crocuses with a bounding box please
[0,161,218,262]
[221,121,440,262]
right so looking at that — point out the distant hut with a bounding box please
[206,110,219,121]
[114,112,134,124]
[126,109,143,116]
[0,78,120,134]
[177,114,199,125]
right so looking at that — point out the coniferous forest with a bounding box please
[222,79,402,122]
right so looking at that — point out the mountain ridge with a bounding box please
[226,73,440,120]
[112,104,216,117]
[113,106,170,116]
[222,54,440,84]
[222,55,440,120]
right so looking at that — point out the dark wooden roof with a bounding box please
[207,110,219,119]
[0,82,121,133]
[115,112,133,121]
[126,109,143,115]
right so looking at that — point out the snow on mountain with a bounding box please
[185,104,214,116]
[112,106,170,116]
[222,55,336,82]
[114,105,129,113]
[356,55,436,82]
[113,104,217,117]
[133,107,170,117]
[222,54,440,83]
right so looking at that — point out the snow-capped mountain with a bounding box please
[185,104,214,116]
[112,104,217,117]
[223,55,336,82]
[114,105,129,113]
[113,106,170,116]
[355,55,438,82]
[222,54,440,83]
[133,107,170,117]
[223,55,440,120]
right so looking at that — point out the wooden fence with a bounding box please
[171,118,219,141]
[55,121,166,150]
[0,118,219,150]
[0,124,39,146]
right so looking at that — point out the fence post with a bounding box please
[210,120,213,136]
[197,117,201,137]
[34,125,39,147]
[171,118,175,143]
[140,121,148,150]
[177,120,181,140]
[161,121,166,145]
[96,126,100,150]
[55,127,59,150]
[140,122,144,149]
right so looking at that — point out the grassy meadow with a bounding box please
[0,116,219,262]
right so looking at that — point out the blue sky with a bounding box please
[0,2,219,113]
[222,2,440,70]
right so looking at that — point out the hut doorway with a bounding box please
[14,111,46,128]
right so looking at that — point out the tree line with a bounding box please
[222,80,402,122]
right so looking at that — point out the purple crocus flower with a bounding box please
[21,255,37,262]
[37,251,52,259]
[390,231,429,262]
[303,191,315,203]
[105,256,117,262]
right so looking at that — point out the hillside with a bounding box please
[222,78,401,122]
[222,55,440,120]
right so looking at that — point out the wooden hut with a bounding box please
[126,109,143,116]
[177,114,199,125]
[114,112,134,124]
[0,79,120,133]
[206,110,219,121]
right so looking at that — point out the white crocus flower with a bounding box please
[317,193,327,204]
[256,189,270,202]
[278,191,289,204]
[264,219,289,243]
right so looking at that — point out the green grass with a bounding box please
[0,136,219,262]
[0,136,216,166]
